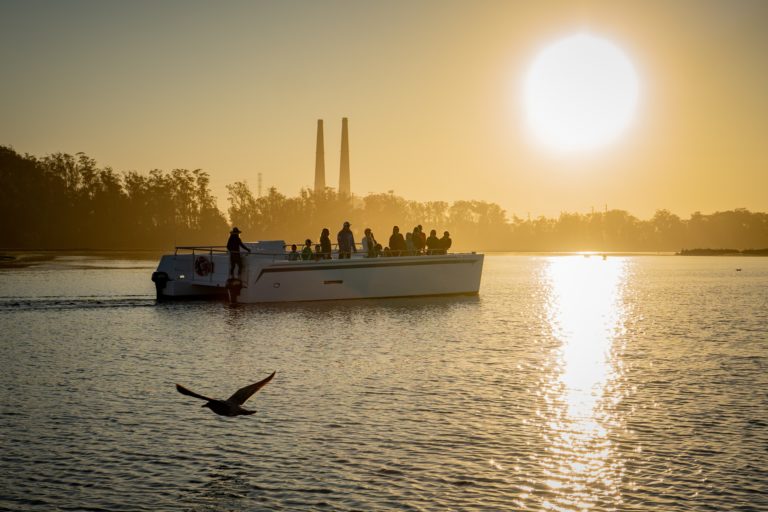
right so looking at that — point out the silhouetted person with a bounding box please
[288,244,300,261]
[414,225,426,254]
[362,228,378,257]
[227,227,251,278]
[176,371,276,417]
[301,239,313,260]
[426,229,440,254]
[337,221,356,259]
[320,228,332,259]
[389,226,406,256]
[439,231,452,254]
[405,232,415,255]
[314,244,322,261]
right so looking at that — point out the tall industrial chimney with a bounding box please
[339,117,350,196]
[314,119,325,194]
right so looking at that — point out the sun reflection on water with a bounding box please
[540,256,628,510]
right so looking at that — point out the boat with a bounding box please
[151,241,484,303]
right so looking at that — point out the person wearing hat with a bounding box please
[227,227,251,278]
[336,221,357,259]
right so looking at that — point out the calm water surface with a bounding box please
[1,255,767,511]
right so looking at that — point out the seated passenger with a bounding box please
[314,244,323,261]
[426,229,440,254]
[288,244,300,261]
[301,239,313,260]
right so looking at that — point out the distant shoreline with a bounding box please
[2,248,767,269]
[0,250,164,268]
[676,248,768,256]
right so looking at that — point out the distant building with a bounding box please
[339,117,350,196]
[314,119,325,194]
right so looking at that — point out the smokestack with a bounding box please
[339,117,350,196]
[314,119,325,194]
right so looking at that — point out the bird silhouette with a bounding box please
[176,371,275,416]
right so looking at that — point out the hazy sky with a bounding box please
[2,0,767,218]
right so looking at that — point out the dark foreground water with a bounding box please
[1,255,767,511]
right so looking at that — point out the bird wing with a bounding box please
[227,371,276,405]
[176,383,214,402]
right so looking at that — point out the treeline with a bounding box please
[1,146,227,249]
[2,145,768,252]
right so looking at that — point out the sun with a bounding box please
[523,33,640,152]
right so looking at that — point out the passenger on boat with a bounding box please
[426,229,440,254]
[314,244,323,261]
[301,239,313,261]
[227,227,251,278]
[288,244,300,261]
[319,228,332,259]
[439,231,452,254]
[414,225,426,254]
[405,232,415,256]
[389,226,406,256]
[362,228,378,258]
[337,221,357,259]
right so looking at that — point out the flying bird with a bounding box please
[176,371,276,416]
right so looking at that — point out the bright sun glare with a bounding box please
[523,33,640,152]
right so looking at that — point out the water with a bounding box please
[1,254,767,511]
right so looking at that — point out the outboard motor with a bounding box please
[226,278,243,303]
[151,271,170,301]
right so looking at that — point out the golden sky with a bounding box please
[1,0,766,218]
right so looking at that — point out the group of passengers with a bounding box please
[384,224,452,257]
[288,222,452,261]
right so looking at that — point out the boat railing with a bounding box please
[174,245,228,255]
[281,242,451,260]
[173,244,454,268]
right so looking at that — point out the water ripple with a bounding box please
[1,255,767,510]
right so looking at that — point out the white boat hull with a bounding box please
[153,249,483,303]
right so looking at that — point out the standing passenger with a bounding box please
[227,227,251,278]
[413,225,426,254]
[337,221,357,259]
[405,232,415,256]
[389,226,406,256]
[426,229,440,254]
[320,228,332,259]
[439,231,452,254]
[362,228,378,258]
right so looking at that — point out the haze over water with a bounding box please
[1,255,766,510]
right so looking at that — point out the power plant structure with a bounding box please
[339,117,350,196]
[314,117,351,196]
[314,120,325,192]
